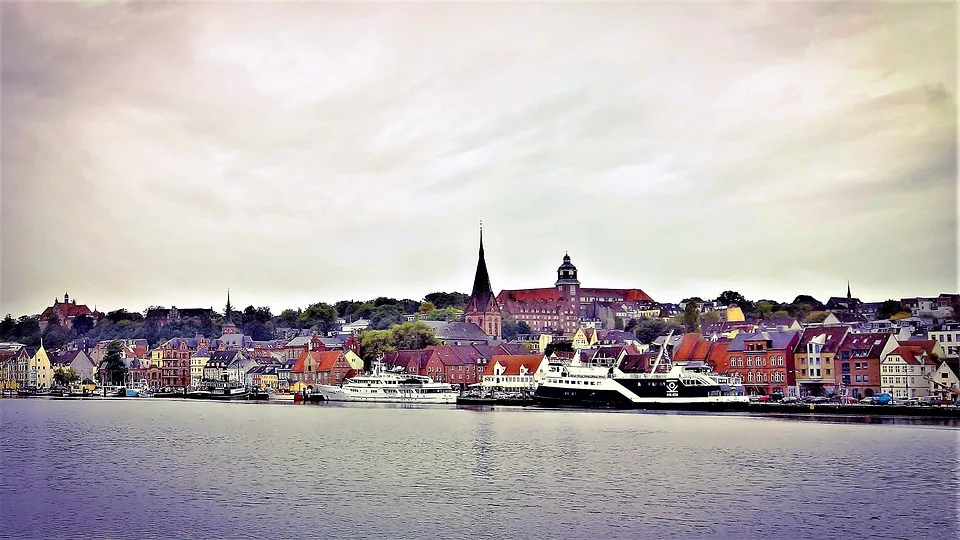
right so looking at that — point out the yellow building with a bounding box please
[724,305,746,322]
[343,350,364,372]
[538,334,554,354]
[30,345,52,389]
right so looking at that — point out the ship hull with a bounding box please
[534,377,749,409]
[314,385,458,404]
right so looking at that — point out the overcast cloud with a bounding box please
[1,1,956,316]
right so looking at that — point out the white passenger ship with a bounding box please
[314,360,459,404]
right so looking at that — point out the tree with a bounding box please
[418,301,437,315]
[876,300,903,320]
[41,324,70,350]
[890,311,912,321]
[715,291,746,307]
[424,292,470,310]
[242,320,273,341]
[633,318,679,344]
[804,311,829,324]
[73,314,95,335]
[370,305,404,330]
[276,309,301,328]
[791,295,824,311]
[682,302,701,333]
[98,340,127,385]
[425,307,462,322]
[299,302,339,333]
[392,321,438,350]
[0,314,16,339]
[501,318,533,340]
[360,329,396,362]
[53,367,80,388]
[702,311,721,325]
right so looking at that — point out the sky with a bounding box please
[1,1,957,317]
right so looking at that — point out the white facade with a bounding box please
[481,357,548,391]
[881,353,935,399]
[928,324,960,359]
[928,361,960,401]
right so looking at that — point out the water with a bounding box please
[1,399,958,540]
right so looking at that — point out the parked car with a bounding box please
[859,397,874,405]
[781,396,800,404]
[898,398,920,407]
[836,396,859,405]
[918,396,942,407]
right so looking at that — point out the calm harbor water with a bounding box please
[1,399,958,540]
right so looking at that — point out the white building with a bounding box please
[928,323,960,359]
[480,355,548,391]
[928,360,960,403]
[881,346,936,399]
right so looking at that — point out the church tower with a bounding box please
[555,253,581,317]
[221,289,238,336]
[464,222,502,339]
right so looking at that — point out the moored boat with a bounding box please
[534,331,748,409]
[314,359,458,404]
[187,381,248,400]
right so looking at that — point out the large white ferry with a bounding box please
[314,360,459,404]
[534,332,748,408]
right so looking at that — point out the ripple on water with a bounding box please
[0,399,957,540]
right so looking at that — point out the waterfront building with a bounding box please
[50,350,97,384]
[480,355,549,392]
[881,346,936,399]
[723,331,800,396]
[291,350,351,388]
[834,332,897,399]
[928,360,960,402]
[463,224,502,340]
[28,344,52,389]
[382,350,435,375]
[792,326,851,396]
[189,349,211,388]
[203,350,245,382]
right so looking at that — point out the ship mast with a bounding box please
[650,330,674,374]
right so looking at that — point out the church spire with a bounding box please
[847,281,851,299]
[467,221,494,312]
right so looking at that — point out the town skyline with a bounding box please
[2,2,956,318]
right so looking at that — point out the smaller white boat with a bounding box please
[267,389,296,401]
[314,359,458,404]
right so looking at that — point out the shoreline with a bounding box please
[10,394,960,420]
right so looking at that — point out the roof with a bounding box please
[794,326,850,354]
[483,355,544,376]
[728,330,799,353]
[888,346,931,365]
[898,339,938,356]
[382,350,434,371]
[836,332,892,361]
[420,321,493,342]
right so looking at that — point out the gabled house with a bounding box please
[724,331,800,396]
[480,355,548,391]
[881,346,936,399]
[928,322,960,359]
[792,326,850,397]
[202,350,245,382]
[29,345,52,389]
[835,332,898,399]
[50,350,97,384]
[928,360,960,403]
[382,350,435,375]
[291,350,352,388]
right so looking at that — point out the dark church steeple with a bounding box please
[464,221,501,339]
[847,281,851,300]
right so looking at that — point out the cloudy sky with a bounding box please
[1,1,956,317]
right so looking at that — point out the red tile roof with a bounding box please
[889,346,930,365]
[483,355,544,376]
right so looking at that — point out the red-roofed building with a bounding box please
[881,346,936,399]
[39,292,99,331]
[480,355,548,391]
[494,253,654,334]
[793,326,851,396]
[382,350,436,375]
[725,331,801,396]
[292,350,352,388]
[835,333,898,399]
